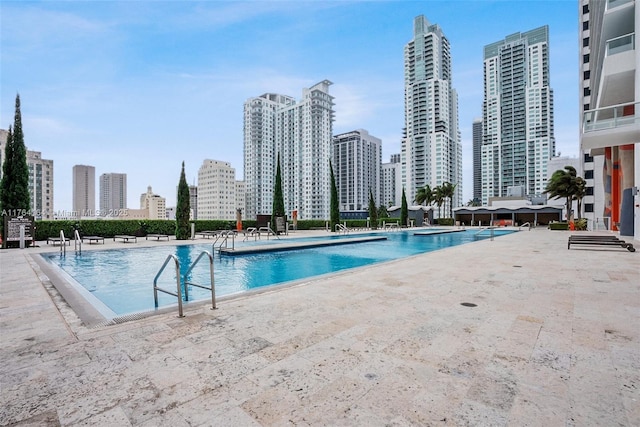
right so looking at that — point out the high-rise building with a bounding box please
[472,118,483,204]
[99,173,127,216]
[26,150,54,220]
[139,186,166,220]
[72,165,95,217]
[332,129,381,213]
[235,180,245,220]
[381,154,402,208]
[188,185,198,220]
[402,15,462,212]
[0,130,54,220]
[579,0,639,239]
[197,159,236,220]
[244,80,335,220]
[482,26,555,205]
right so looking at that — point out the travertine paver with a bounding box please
[0,228,638,426]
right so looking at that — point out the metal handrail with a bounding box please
[153,254,184,317]
[74,229,82,254]
[60,230,66,256]
[335,223,348,234]
[475,226,496,240]
[183,251,216,310]
[519,222,532,230]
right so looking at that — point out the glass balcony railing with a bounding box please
[607,0,633,10]
[606,33,635,56]
[583,102,639,133]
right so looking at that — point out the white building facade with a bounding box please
[72,165,95,218]
[482,26,556,205]
[244,80,335,220]
[197,159,236,220]
[139,186,166,220]
[381,154,402,208]
[332,129,381,213]
[402,15,462,210]
[99,173,127,216]
[579,0,639,239]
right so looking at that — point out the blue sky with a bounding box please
[0,0,579,212]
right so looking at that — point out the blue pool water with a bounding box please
[43,229,514,317]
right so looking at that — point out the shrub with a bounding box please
[574,218,588,231]
[549,222,569,231]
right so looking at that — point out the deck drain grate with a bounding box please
[460,302,477,307]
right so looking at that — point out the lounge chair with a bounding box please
[81,235,105,244]
[146,234,170,241]
[114,235,137,243]
[568,235,635,252]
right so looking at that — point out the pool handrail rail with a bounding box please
[474,226,496,240]
[60,230,66,256]
[183,250,216,310]
[335,223,349,234]
[153,254,184,317]
[74,229,81,255]
[519,222,532,231]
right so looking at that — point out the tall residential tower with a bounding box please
[72,165,95,217]
[332,129,381,213]
[482,26,555,204]
[579,0,639,238]
[402,15,462,211]
[99,173,127,216]
[244,80,335,220]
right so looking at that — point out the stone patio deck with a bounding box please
[0,228,638,426]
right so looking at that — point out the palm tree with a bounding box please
[573,176,586,220]
[432,185,445,219]
[414,184,433,207]
[544,166,578,221]
[466,198,481,207]
[440,182,457,218]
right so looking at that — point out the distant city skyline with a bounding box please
[0,1,579,211]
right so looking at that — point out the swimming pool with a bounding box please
[41,229,515,320]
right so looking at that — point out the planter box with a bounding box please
[549,222,569,231]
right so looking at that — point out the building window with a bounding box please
[583,53,589,63]
[583,37,589,47]
[583,70,590,80]
[582,4,589,14]
[583,87,591,96]
[585,169,594,179]
[586,187,594,196]
[585,203,594,213]
[583,153,593,163]
[582,21,589,31]
[584,103,590,111]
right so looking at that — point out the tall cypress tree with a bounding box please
[368,189,377,230]
[0,127,14,215]
[175,161,191,240]
[329,161,339,232]
[271,154,285,233]
[1,95,30,214]
[401,187,408,227]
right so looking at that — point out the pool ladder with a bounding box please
[474,226,496,240]
[153,251,216,318]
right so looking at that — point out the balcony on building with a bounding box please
[582,102,640,153]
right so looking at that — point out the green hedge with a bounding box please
[35,217,416,239]
[434,218,454,226]
[549,222,569,231]
[34,219,261,240]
